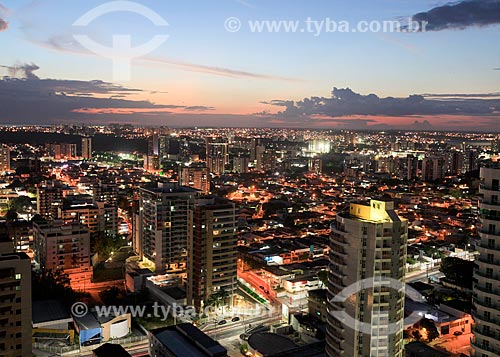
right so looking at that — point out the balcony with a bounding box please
[330,248,347,258]
[476,256,500,267]
[479,214,500,222]
[331,235,349,248]
[480,198,500,207]
[478,231,500,240]
[329,300,345,311]
[471,340,500,356]
[472,310,499,326]
[475,269,500,283]
[477,242,500,252]
[326,328,345,343]
[474,284,500,297]
[473,325,497,339]
[479,183,500,192]
[474,296,500,311]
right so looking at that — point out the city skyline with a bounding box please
[0,0,499,130]
[2,2,499,353]
[0,123,492,355]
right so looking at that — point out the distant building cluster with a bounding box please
[0,124,498,356]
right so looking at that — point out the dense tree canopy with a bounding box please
[440,257,475,289]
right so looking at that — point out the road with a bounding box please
[204,313,282,341]
[34,340,150,357]
[238,271,277,302]
[406,267,443,283]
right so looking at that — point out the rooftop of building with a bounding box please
[480,160,500,169]
[160,286,186,300]
[247,332,298,356]
[439,299,471,314]
[34,220,89,233]
[404,341,451,356]
[32,299,71,325]
[1,250,28,263]
[272,341,326,357]
[152,323,227,357]
[308,289,327,300]
[195,197,234,210]
[93,343,131,357]
[134,268,154,275]
[74,311,101,330]
[336,198,403,223]
[142,182,198,195]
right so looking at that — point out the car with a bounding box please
[259,286,264,289]
[231,316,240,322]
[218,320,227,325]
[454,331,463,336]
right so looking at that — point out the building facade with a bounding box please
[0,228,31,357]
[422,156,445,182]
[472,162,500,356]
[81,137,92,160]
[179,166,210,194]
[36,182,63,219]
[233,156,249,173]
[326,199,407,357]
[59,204,100,238]
[206,138,228,175]
[33,221,92,288]
[139,184,197,275]
[0,144,10,172]
[187,198,237,311]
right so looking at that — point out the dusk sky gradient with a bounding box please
[1,0,500,130]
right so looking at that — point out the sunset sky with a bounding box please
[1,0,500,130]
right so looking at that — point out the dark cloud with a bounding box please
[184,106,215,111]
[411,0,500,31]
[0,63,40,79]
[422,92,500,98]
[0,64,215,123]
[266,87,500,119]
[494,68,500,70]
[0,18,7,32]
[0,3,8,32]
[410,120,433,129]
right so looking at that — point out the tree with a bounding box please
[218,288,229,307]
[318,270,328,289]
[283,214,295,228]
[412,330,421,340]
[217,288,231,315]
[206,293,221,317]
[240,343,248,354]
[117,196,132,215]
[8,196,33,213]
[5,209,18,222]
[440,257,475,289]
[100,286,123,305]
[32,269,76,303]
[420,318,440,342]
